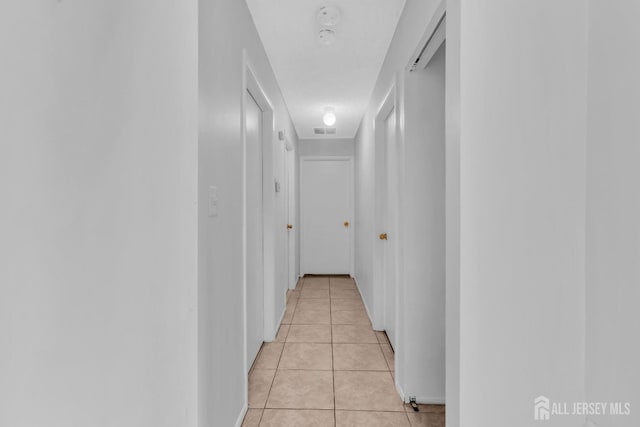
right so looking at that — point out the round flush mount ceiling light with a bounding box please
[323,108,337,126]
[317,5,341,27]
[318,28,336,45]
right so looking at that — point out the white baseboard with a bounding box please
[399,385,445,404]
[234,403,248,427]
[412,396,446,405]
[290,274,303,290]
[352,276,378,330]
[396,381,406,402]
[265,304,287,343]
[277,304,286,328]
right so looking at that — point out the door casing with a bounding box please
[373,82,401,368]
[242,51,275,374]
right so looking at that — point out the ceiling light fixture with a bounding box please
[323,108,336,126]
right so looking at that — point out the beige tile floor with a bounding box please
[243,275,445,427]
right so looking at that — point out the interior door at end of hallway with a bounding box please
[301,159,352,275]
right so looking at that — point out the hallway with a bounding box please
[243,276,445,427]
[3,1,640,427]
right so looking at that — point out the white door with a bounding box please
[286,150,297,289]
[275,141,288,303]
[301,158,352,274]
[384,107,399,349]
[246,90,264,371]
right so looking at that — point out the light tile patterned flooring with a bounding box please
[243,275,445,427]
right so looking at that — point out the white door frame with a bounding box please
[299,156,354,276]
[242,51,274,375]
[286,149,297,289]
[374,78,405,398]
[373,82,399,333]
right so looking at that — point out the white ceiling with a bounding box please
[246,0,406,139]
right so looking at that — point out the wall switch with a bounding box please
[275,180,281,193]
[208,186,218,217]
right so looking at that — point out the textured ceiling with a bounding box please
[246,0,406,139]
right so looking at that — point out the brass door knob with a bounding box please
[379,233,388,240]
[344,221,350,227]
[286,224,293,230]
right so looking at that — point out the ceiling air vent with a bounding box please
[313,127,337,135]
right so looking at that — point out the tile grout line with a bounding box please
[404,407,413,427]
[253,276,417,425]
[380,341,392,372]
[262,368,391,372]
[256,277,303,426]
[329,276,337,427]
[258,407,405,413]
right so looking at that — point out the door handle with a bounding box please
[287,224,293,230]
[344,221,350,228]
[379,233,388,240]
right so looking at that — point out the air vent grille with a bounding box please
[313,127,337,135]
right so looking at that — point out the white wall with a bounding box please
[354,0,444,405]
[358,2,639,426]
[448,2,640,426]
[445,1,462,425]
[354,122,376,315]
[400,43,446,403]
[198,0,298,425]
[299,138,354,157]
[0,2,198,426]
[355,1,441,327]
[586,2,640,426]
[454,1,588,425]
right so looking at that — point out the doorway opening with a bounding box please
[383,103,400,351]
[370,4,448,405]
[395,4,447,404]
[243,54,274,373]
[299,157,353,276]
[373,84,399,353]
